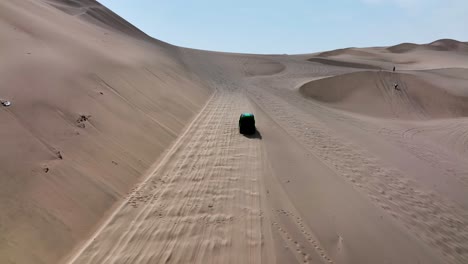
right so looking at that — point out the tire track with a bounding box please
[70,90,265,264]
[248,85,468,264]
[272,208,333,264]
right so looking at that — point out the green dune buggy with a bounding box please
[239,113,256,135]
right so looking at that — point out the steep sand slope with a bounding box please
[0,1,211,263]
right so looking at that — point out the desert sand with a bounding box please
[1,1,468,264]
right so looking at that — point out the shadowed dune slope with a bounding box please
[299,71,468,119]
[317,48,376,57]
[428,39,468,51]
[386,42,420,53]
[243,58,285,76]
[0,1,211,263]
[387,39,468,53]
[307,57,381,69]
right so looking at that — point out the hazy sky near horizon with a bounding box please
[98,0,468,54]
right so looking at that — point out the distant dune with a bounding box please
[317,39,468,55]
[428,39,468,51]
[387,39,468,53]
[307,39,468,70]
[386,42,421,53]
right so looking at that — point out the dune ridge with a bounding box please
[387,39,468,53]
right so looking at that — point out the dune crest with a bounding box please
[387,39,468,53]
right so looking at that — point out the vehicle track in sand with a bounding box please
[68,90,266,264]
[247,83,468,264]
[66,50,468,264]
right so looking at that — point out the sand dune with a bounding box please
[387,39,468,53]
[428,39,468,52]
[46,0,148,39]
[299,71,468,119]
[308,39,468,71]
[2,1,468,264]
[0,1,210,263]
[386,42,421,53]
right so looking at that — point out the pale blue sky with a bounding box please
[98,0,468,54]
